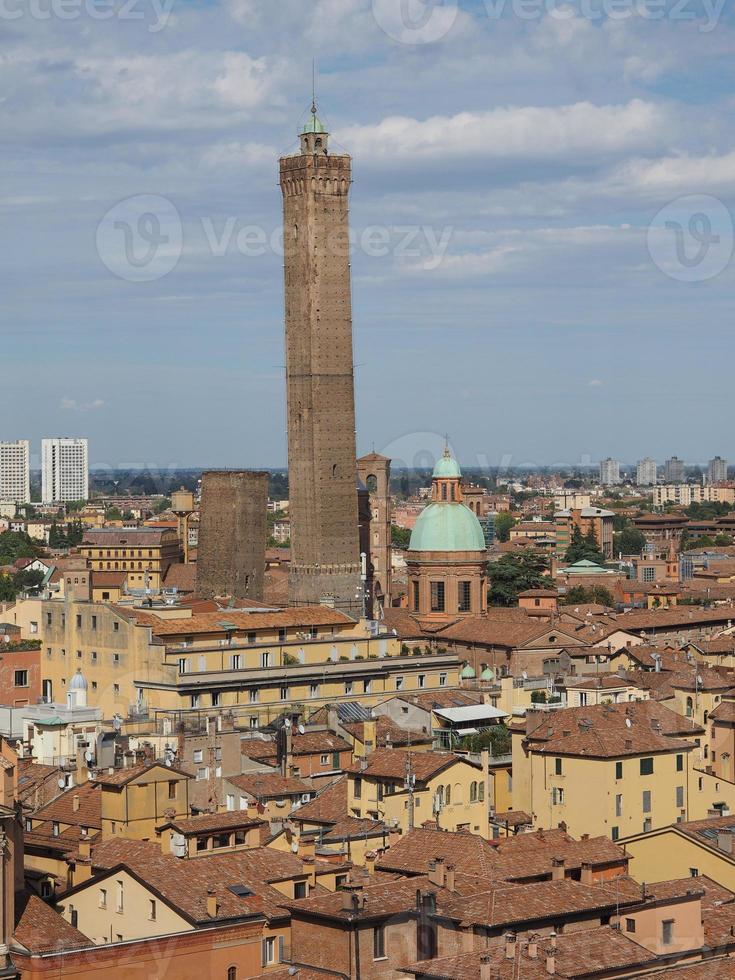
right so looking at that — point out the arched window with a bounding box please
[227,968,237,980]
[704,710,709,725]
[453,783,462,804]
[445,784,451,805]
[441,484,447,500]
[686,696,693,718]
[470,781,478,803]
[437,785,444,807]
[366,474,378,494]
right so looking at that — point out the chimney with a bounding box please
[365,851,377,876]
[527,934,539,959]
[298,836,316,861]
[580,862,593,885]
[341,882,363,912]
[546,954,556,975]
[551,857,566,881]
[206,888,218,918]
[548,932,557,950]
[428,857,446,888]
[72,794,80,813]
[717,830,734,854]
[445,864,456,893]
[505,933,516,959]
[480,952,493,980]
[362,719,377,755]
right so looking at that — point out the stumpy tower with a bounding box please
[279,103,362,615]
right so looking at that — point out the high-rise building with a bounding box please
[0,440,30,504]
[279,105,361,615]
[636,457,658,487]
[196,470,267,601]
[664,456,685,483]
[599,457,620,486]
[41,438,88,504]
[708,456,729,484]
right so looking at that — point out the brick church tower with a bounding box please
[279,104,362,615]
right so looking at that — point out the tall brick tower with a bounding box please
[279,103,362,615]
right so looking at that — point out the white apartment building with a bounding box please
[653,484,735,508]
[0,441,30,504]
[599,457,620,486]
[41,438,89,504]
[636,457,658,486]
[708,456,729,484]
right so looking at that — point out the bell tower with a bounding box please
[279,104,362,615]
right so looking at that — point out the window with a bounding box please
[439,672,447,687]
[642,790,652,813]
[278,628,286,642]
[230,654,241,670]
[149,900,156,921]
[294,881,307,899]
[309,683,319,698]
[552,787,564,805]
[226,794,235,811]
[412,581,420,611]
[345,681,353,696]
[373,924,386,960]
[116,880,124,913]
[395,676,404,691]
[615,794,623,817]
[625,918,636,933]
[249,689,259,704]
[458,581,471,612]
[91,615,97,631]
[228,968,237,980]
[640,758,654,776]
[197,767,209,781]
[113,653,120,664]
[662,919,674,945]
[418,674,426,689]
[52,822,59,837]
[676,785,684,808]
[168,781,177,800]
[247,632,256,645]
[690,867,699,877]
[611,826,620,841]
[643,818,652,833]
[430,581,445,613]
[615,760,623,779]
[470,781,478,803]
[354,777,362,799]
[262,937,276,966]
[91,651,97,662]
[555,758,563,776]
[113,621,119,632]
[320,754,329,765]
[191,694,200,708]
[193,750,203,764]
[211,692,220,707]
[99,888,107,909]
[261,652,271,668]
[76,614,82,628]
[676,754,684,772]
[280,685,288,701]
[14,670,28,688]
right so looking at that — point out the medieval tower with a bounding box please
[279,104,362,615]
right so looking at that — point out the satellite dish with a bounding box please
[625,718,632,728]
[165,758,172,767]
[84,750,93,763]
[697,676,704,686]
[291,842,299,853]
[284,718,292,729]
[57,777,66,789]
[298,724,305,735]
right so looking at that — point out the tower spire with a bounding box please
[312,57,317,116]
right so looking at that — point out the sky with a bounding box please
[2,0,735,474]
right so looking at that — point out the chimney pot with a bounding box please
[72,795,80,812]
[528,934,539,959]
[546,954,556,975]
[505,933,516,959]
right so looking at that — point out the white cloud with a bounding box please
[61,397,105,412]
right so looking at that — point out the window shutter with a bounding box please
[261,939,267,967]
[278,935,285,962]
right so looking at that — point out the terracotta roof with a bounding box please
[157,811,265,835]
[522,700,702,759]
[377,827,503,878]
[344,748,473,783]
[32,782,101,829]
[395,690,485,712]
[645,964,735,980]
[404,925,657,979]
[493,810,533,827]
[566,676,636,691]
[342,716,432,749]
[486,829,628,883]
[13,895,93,954]
[292,777,349,825]
[243,731,351,761]
[710,700,735,722]
[91,570,128,587]
[117,605,354,637]
[163,562,197,593]
[616,605,735,631]
[92,762,189,787]
[438,617,565,649]
[227,773,314,800]
[82,529,172,546]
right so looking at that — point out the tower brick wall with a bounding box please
[196,470,268,601]
[279,121,361,615]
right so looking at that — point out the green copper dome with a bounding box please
[302,111,327,135]
[432,450,462,479]
[461,662,476,680]
[480,665,494,681]
[408,501,486,552]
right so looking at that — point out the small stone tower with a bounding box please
[279,104,361,615]
[357,452,392,614]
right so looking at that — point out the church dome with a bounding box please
[409,502,486,552]
[460,662,477,680]
[302,112,327,135]
[432,452,462,480]
[69,669,88,692]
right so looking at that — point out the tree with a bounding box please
[459,724,511,756]
[562,584,614,607]
[105,506,123,521]
[615,526,647,557]
[154,498,172,514]
[565,525,605,565]
[0,531,38,567]
[488,551,551,606]
[494,512,516,543]
[391,525,411,550]
[715,533,733,546]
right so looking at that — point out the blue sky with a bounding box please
[2,0,735,472]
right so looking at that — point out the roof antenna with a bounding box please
[311,57,317,116]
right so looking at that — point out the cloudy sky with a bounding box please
[2,0,735,472]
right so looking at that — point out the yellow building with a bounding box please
[511,700,706,840]
[36,597,460,723]
[79,528,181,591]
[346,747,489,836]
[623,813,735,892]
